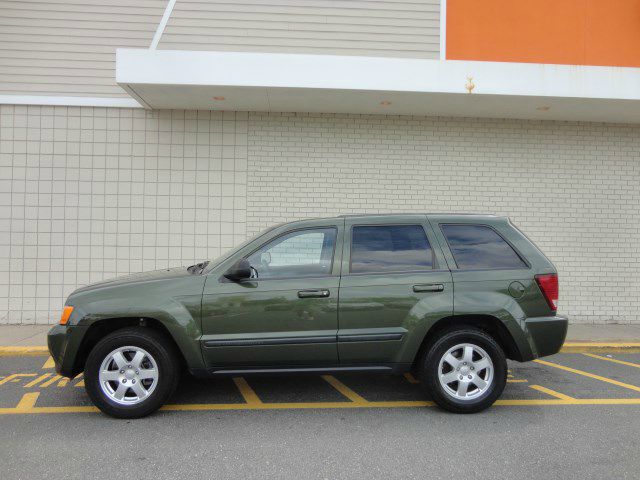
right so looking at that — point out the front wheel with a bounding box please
[420,327,507,413]
[84,327,179,418]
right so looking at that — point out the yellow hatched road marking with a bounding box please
[535,359,640,393]
[23,374,52,388]
[42,357,55,369]
[39,375,62,388]
[0,374,36,385]
[529,385,575,400]
[583,353,640,369]
[232,377,263,405]
[507,379,528,383]
[57,377,70,387]
[322,375,368,403]
[15,392,40,411]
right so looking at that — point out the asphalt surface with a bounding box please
[1,352,639,480]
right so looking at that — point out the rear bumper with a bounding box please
[47,324,88,378]
[523,315,569,359]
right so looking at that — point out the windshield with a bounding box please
[202,223,283,274]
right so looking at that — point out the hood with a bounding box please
[69,266,197,296]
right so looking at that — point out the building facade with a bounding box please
[1,0,639,324]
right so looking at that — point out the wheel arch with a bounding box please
[412,314,524,371]
[72,317,188,377]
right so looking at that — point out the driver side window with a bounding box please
[246,228,337,279]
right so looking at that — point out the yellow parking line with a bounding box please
[322,375,368,403]
[507,379,528,383]
[0,374,36,385]
[39,375,62,388]
[529,385,575,400]
[42,357,55,369]
[535,359,640,393]
[232,377,263,405]
[23,374,52,388]
[583,353,640,369]
[2,397,640,415]
[404,373,420,384]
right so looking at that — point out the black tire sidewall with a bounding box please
[422,328,507,413]
[84,328,178,419]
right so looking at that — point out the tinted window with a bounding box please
[350,225,433,273]
[246,228,336,279]
[441,224,527,269]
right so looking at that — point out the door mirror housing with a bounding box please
[224,258,252,282]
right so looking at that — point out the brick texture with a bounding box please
[247,113,640,324]
[1,107,639,324]
[0,106,247,324]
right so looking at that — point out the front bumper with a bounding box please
[524,315,569,359]
[47,324,88,378]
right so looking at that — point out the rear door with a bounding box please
[337,215,453,366]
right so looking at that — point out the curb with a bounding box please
[0,346,49,356]
[1,343,640,356]
[560,343,640,353]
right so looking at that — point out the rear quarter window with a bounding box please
[440,224,528,270]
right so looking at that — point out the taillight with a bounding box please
[535,274,558,311]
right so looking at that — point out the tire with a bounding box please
[420,327,507,414]
[84,327,179,419]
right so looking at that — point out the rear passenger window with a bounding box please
[351,225,433,273]
[441,224,527,269]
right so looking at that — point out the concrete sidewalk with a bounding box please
[0,323,640,347]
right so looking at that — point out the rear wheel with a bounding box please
[84,327,179,418]
[420,327,507,413]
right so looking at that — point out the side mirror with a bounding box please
[224,258,252,282]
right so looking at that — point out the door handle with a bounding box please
[298,289,330,299]
[413,284,444,293]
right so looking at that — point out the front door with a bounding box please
[338,215,453,366]
[200,219,344,369]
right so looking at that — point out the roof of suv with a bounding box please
[338,213,497,218]
[275,213,507,230]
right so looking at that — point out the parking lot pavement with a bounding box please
[1,352,639,480]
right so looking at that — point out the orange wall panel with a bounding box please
[446,0,640,67]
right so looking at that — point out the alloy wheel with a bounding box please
[437,343,494,401]
[98,346,159,405]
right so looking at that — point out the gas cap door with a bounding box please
[508,281,526,299]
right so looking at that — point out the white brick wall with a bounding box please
[1,107,639,324]
[247,113,640,324]
[0,106,247,324]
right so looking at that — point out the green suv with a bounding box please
[48,214,567,418]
